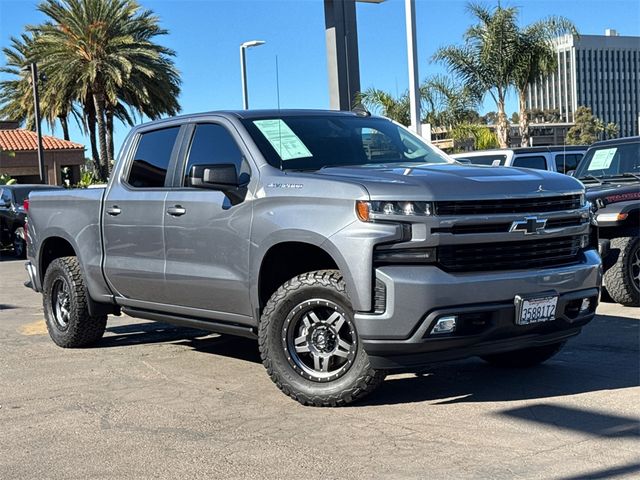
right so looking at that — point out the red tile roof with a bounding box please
[0,129,84,152]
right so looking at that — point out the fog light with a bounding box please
[579,298,591,313]
[432,316,457,335]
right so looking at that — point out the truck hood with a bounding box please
[583,180,640,209]
[313,163,584,200]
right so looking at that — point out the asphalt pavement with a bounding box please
[0,253,638,479]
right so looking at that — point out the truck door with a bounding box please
[162,121,253,318]
[102,125,182,304]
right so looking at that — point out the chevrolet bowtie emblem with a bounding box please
[510,216,547,235]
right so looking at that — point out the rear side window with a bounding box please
[512,155,547,170]
[0,188,10,205]
[127,127,180,188]
[183,124,244,186]
[555,154,583,174]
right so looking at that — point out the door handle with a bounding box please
[166,205,187,217]
[106,206,121,216]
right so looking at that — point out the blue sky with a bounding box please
[1,0,639,153]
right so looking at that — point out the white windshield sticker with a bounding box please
[588,147,617,170]
[253,119,313,161]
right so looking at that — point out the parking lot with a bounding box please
[0,254,638,479]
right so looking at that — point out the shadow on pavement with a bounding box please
[357,313,639,407]
[95,312,638,407]
[99,321,262,364]
[499,404,639,438]
[99,322,212,347]
[556,462,640,480]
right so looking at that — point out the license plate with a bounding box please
[515,294,558,325]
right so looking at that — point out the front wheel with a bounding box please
[259,270,385,407]
[604,236,640,307]
[43,256,107,347]
[480,341,566,368]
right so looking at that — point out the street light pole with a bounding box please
[240,40,266,110]
[405,0,421,136]
[23,63,46,184]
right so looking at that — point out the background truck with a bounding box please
[575,136,640,306]
[451,145,588,174]
[0,184,62,258]
[26,110,601,406]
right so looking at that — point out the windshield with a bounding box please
[575,141,640,179]
[241,115,451,170]
[463,154,507,166]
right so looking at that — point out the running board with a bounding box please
[121,307,257,339]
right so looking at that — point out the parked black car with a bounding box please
[575,136,640,306]
[0,184,63,258]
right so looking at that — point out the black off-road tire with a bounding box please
[13,227,26,259]
[43,256,107,347]
[604,237,640,307]
[480,341,566,368]
[259,270,385,407]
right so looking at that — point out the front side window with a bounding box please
[127,127,180,188]
[512,155,548,170]
[242,115,451,170]
[183,124,245,186]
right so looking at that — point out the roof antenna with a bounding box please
[276,55,283,171]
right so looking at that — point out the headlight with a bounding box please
[356,200,433,222]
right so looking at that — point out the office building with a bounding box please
[526,30,640,137]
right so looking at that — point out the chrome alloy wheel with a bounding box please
[283,299,357,382]
[52,278,71,330]
[631,243,640,292]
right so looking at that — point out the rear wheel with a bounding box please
[43,256,107,347]
[259,270,385,406]
[480,341,566,368]
[604,237,640,307]
[13,227,25,259]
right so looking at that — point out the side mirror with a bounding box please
[0,199,10,208]
[189,164,249,190]
[567,170,576,177]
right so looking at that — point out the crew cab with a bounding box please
[25,110,601,406]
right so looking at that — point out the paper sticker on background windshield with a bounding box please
[588,147,617,170]
[253,119,313,161]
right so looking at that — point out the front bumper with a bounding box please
[355,249,602,370]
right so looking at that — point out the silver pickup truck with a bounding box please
[25,110,602,406]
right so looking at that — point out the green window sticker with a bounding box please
[253,119,313,161]
[588,147,617,171]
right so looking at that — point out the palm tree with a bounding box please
[32,0,181,179]
[513,17,577,146]
[0,34,37,129]
[356,88,411,126]
[434,2,519,147]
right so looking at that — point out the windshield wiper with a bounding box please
[621,172,640,181]
[578,175,603,184]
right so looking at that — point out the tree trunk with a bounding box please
[106,107,114,173]
[87,113,101,177]
[59,115,70,141]
[496,93,509,148]
[92,92,109,181]
[518,90,530,147]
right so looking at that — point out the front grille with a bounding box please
[432,216,586,235]
[435,194,582,215]
[438,235,583,272]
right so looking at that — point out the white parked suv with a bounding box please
[451,146,588,174]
